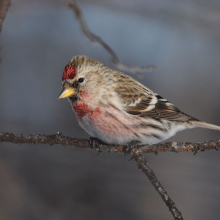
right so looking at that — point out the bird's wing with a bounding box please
[115,76,197,122]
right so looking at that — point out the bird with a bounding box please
[58,55,220,145]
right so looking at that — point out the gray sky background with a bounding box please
[0,1,220,219]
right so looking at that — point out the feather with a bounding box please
[115,72,198,122]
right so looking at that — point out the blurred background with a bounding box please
[0,0,220,219]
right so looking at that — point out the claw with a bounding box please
[127,156,134,161]
[123,141,141,156]
[89,137,104,157]
[95,150,102,157]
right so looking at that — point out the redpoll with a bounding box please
[58,55,220,145]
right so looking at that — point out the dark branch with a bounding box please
[1,131,219,220]
[63,0,156,76]
[0,0,10,33]
[131,140,220,155]
[1,132,219,155]
[0,0,10,62]
[133,154,183,220]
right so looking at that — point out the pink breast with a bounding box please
[73,102,91,117]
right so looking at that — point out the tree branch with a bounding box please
[133,154,183,220]
[1,131,220,220]
[131,140,220,155]
[0,0,10,62]
[1,132,219,154]
[0,0,10,33]
[63,0,156,76]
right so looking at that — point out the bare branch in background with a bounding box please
[63,0,156,76]
[0,0,10,33]
[1,132,220,220]
[0,0,10,62]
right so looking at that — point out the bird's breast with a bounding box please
[72,90,99,116]
[72,102,91,117]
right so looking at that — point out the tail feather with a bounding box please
[191,121,220,131]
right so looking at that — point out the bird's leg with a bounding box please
[89,137,104,156]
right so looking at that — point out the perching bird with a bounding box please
[58,55,220,145]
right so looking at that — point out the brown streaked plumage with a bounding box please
[59,55,220,145]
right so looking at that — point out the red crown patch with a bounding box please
[62,65,77,81]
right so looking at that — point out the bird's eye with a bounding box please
[78,78,84,83]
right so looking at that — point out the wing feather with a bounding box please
[115,73,198,122]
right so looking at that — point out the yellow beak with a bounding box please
[58,87,76,99]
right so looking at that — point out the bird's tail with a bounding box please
[190,121,220,131]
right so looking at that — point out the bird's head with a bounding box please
[58,55,106,103]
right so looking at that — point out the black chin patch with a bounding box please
[69,95,78,102]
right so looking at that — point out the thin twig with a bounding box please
[133,154,183,220]
[63,0,156,76]
[1,131,219,220]
[0,0,10,62]
[131,140,220,155]
[0,132,219,155]
[0,0,10,33]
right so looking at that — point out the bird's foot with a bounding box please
[123,141,141,158]
[89,137,104,157]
